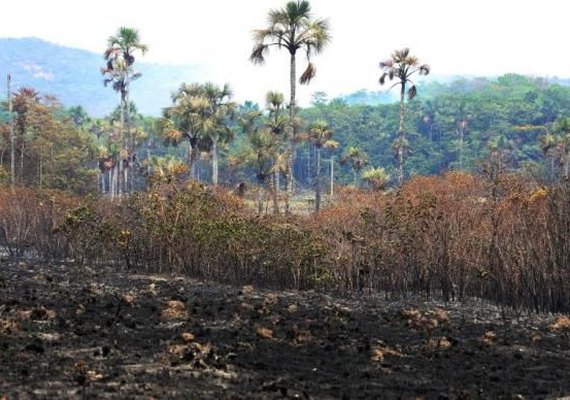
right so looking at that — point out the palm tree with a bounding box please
[308,120,337,211]
[201,83,235,186]
[540,118,570,180]
[101,26,147,196]
[251,0,330,213]
[157,82,234,183]
[265,91,289,213]
[341,146,368,185]
[362,166,390,190]
[379,48,429,186]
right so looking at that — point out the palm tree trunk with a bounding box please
[286,52,297,214]
[212,139,218,186]
[7,74,15,188]
[272,171,280,214]
[118,92,126,197]
[458,124,465,170]
[330,156,334,199]
[125,85,134,194]
[189,139,199,179]
[315,147,321,212]
[124,165,128,194]
[306,145,311,184]
[110,165,116,200]
[257,183,264,214]
[101,171,106,194]
[20,138,25,184]
[39,151,43,189]
[397,88,406,186]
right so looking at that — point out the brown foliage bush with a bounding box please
[2,172,570,313]
[0,187,79,260]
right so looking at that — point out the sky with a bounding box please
[0,0,568,106]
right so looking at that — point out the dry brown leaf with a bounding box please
[293,329,314,344]
[549,316,570,332]
[428,337,452,349]
[167,344,186,356]
[256,326,273,339]
[0,319,19,334]
[287,304,298,313]
[434,308,449,323]
[87,370,103,381]
[161,300,188,320]
[482,331,497,345]
[401,309,421,320]
[180,332,196,343]
[371,345,402,362]
[121,294,135,306]
[190,341,212,354]
[75,304,86,316]
[264,293,278,305]
[241,285,255,296]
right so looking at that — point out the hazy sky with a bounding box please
[1,0,567,106]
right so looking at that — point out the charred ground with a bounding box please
[1,261,570,399]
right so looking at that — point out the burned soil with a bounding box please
[1,261,570,399]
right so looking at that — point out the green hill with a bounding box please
[0,37,199,117]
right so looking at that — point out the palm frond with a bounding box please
[419,64,430,75]
[250,43,268,64]
[299,62,316,84]
[408,85,417,100]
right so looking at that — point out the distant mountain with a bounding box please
[0,38,200,117]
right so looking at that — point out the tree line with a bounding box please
[1,1,570,211]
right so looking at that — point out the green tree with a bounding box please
[0,89,97,192]
[379,48,429,185]
[251,0,330,213]
[157,82,234,184]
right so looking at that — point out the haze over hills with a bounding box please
[2,38,570,116]
[0,38,202,117]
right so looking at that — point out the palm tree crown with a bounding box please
[102,27,148,96]
[379,48,430,100]
[250,0,330,86]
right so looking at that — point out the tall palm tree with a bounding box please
[101,26,147,196]
[308,120,336,211]
[251,0,330,213]
[379,48,429,186]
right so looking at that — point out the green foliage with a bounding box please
[0,88,98,193]
[297,74,570,185]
